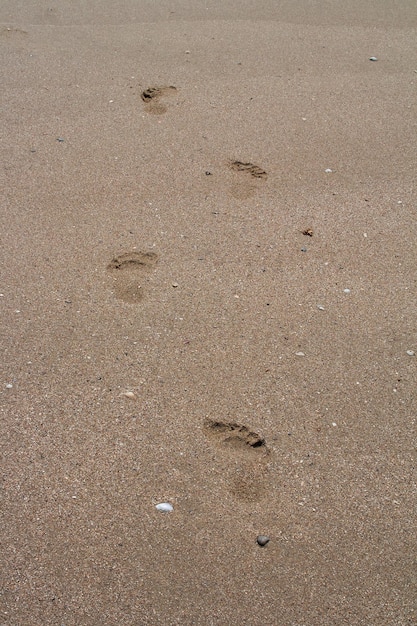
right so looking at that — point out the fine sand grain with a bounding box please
[1,1,416,624]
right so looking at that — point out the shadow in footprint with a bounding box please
[230,161,267,179]
[203,418,270,502]
[141,86,177,115]
[107,251,159,304]
[204,420,267,455]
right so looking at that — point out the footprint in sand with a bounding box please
[230,161,268,179]
[141,86,177,115]
[0,27,28,38]
[228,160,267,199]
[107,251,159,304]
[203,418,270,502]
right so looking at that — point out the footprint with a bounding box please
[106,251,159,303]
[203,418,270,502]
[1,27,28,37]
[204,419,268,455]
[229,465,270,502]
[141,86,177,115]
[228,160,267,199]
[229,161,267,179]
[42,6,59,24]
[107,251,158,270]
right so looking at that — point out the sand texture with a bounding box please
[1,1,416,624]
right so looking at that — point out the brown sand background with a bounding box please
[1,1,416,624]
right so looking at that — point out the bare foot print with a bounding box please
[204,419,267,454]
[203,418,270,502]
[230,161,267,179]
[1,27,28,38]
[141,86,177,115]
[107,251,159,303]
[228,160,267,199]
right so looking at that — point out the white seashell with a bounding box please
[295,351,305,357]
[406,350,415,356]
[123,391,136,399]
[155,502,173,512]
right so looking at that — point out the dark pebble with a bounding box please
[257,535,270,547]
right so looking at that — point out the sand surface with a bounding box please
[1,1,416,624]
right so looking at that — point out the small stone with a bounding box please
[343,288,351,294]
[369,56,378,61]
[317,305,325,310]
[257,535,270,546]
[123,391,135,399]
[57,137,65,142]
[295,351,305,357]
[325,168,333,173]
[172,282,179,288]
[6,383,13,389]
[155,502,173,512]
[406,350,415,356]
[301,247,307,252]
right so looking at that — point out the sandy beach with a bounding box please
[1,1,416,624]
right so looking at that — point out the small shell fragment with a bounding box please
[369,56,378,61]
[317,305,325,311]
[406,350,415,356]
[122,391,136,399]
[295,351,305,357]
[155,502,173,512]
